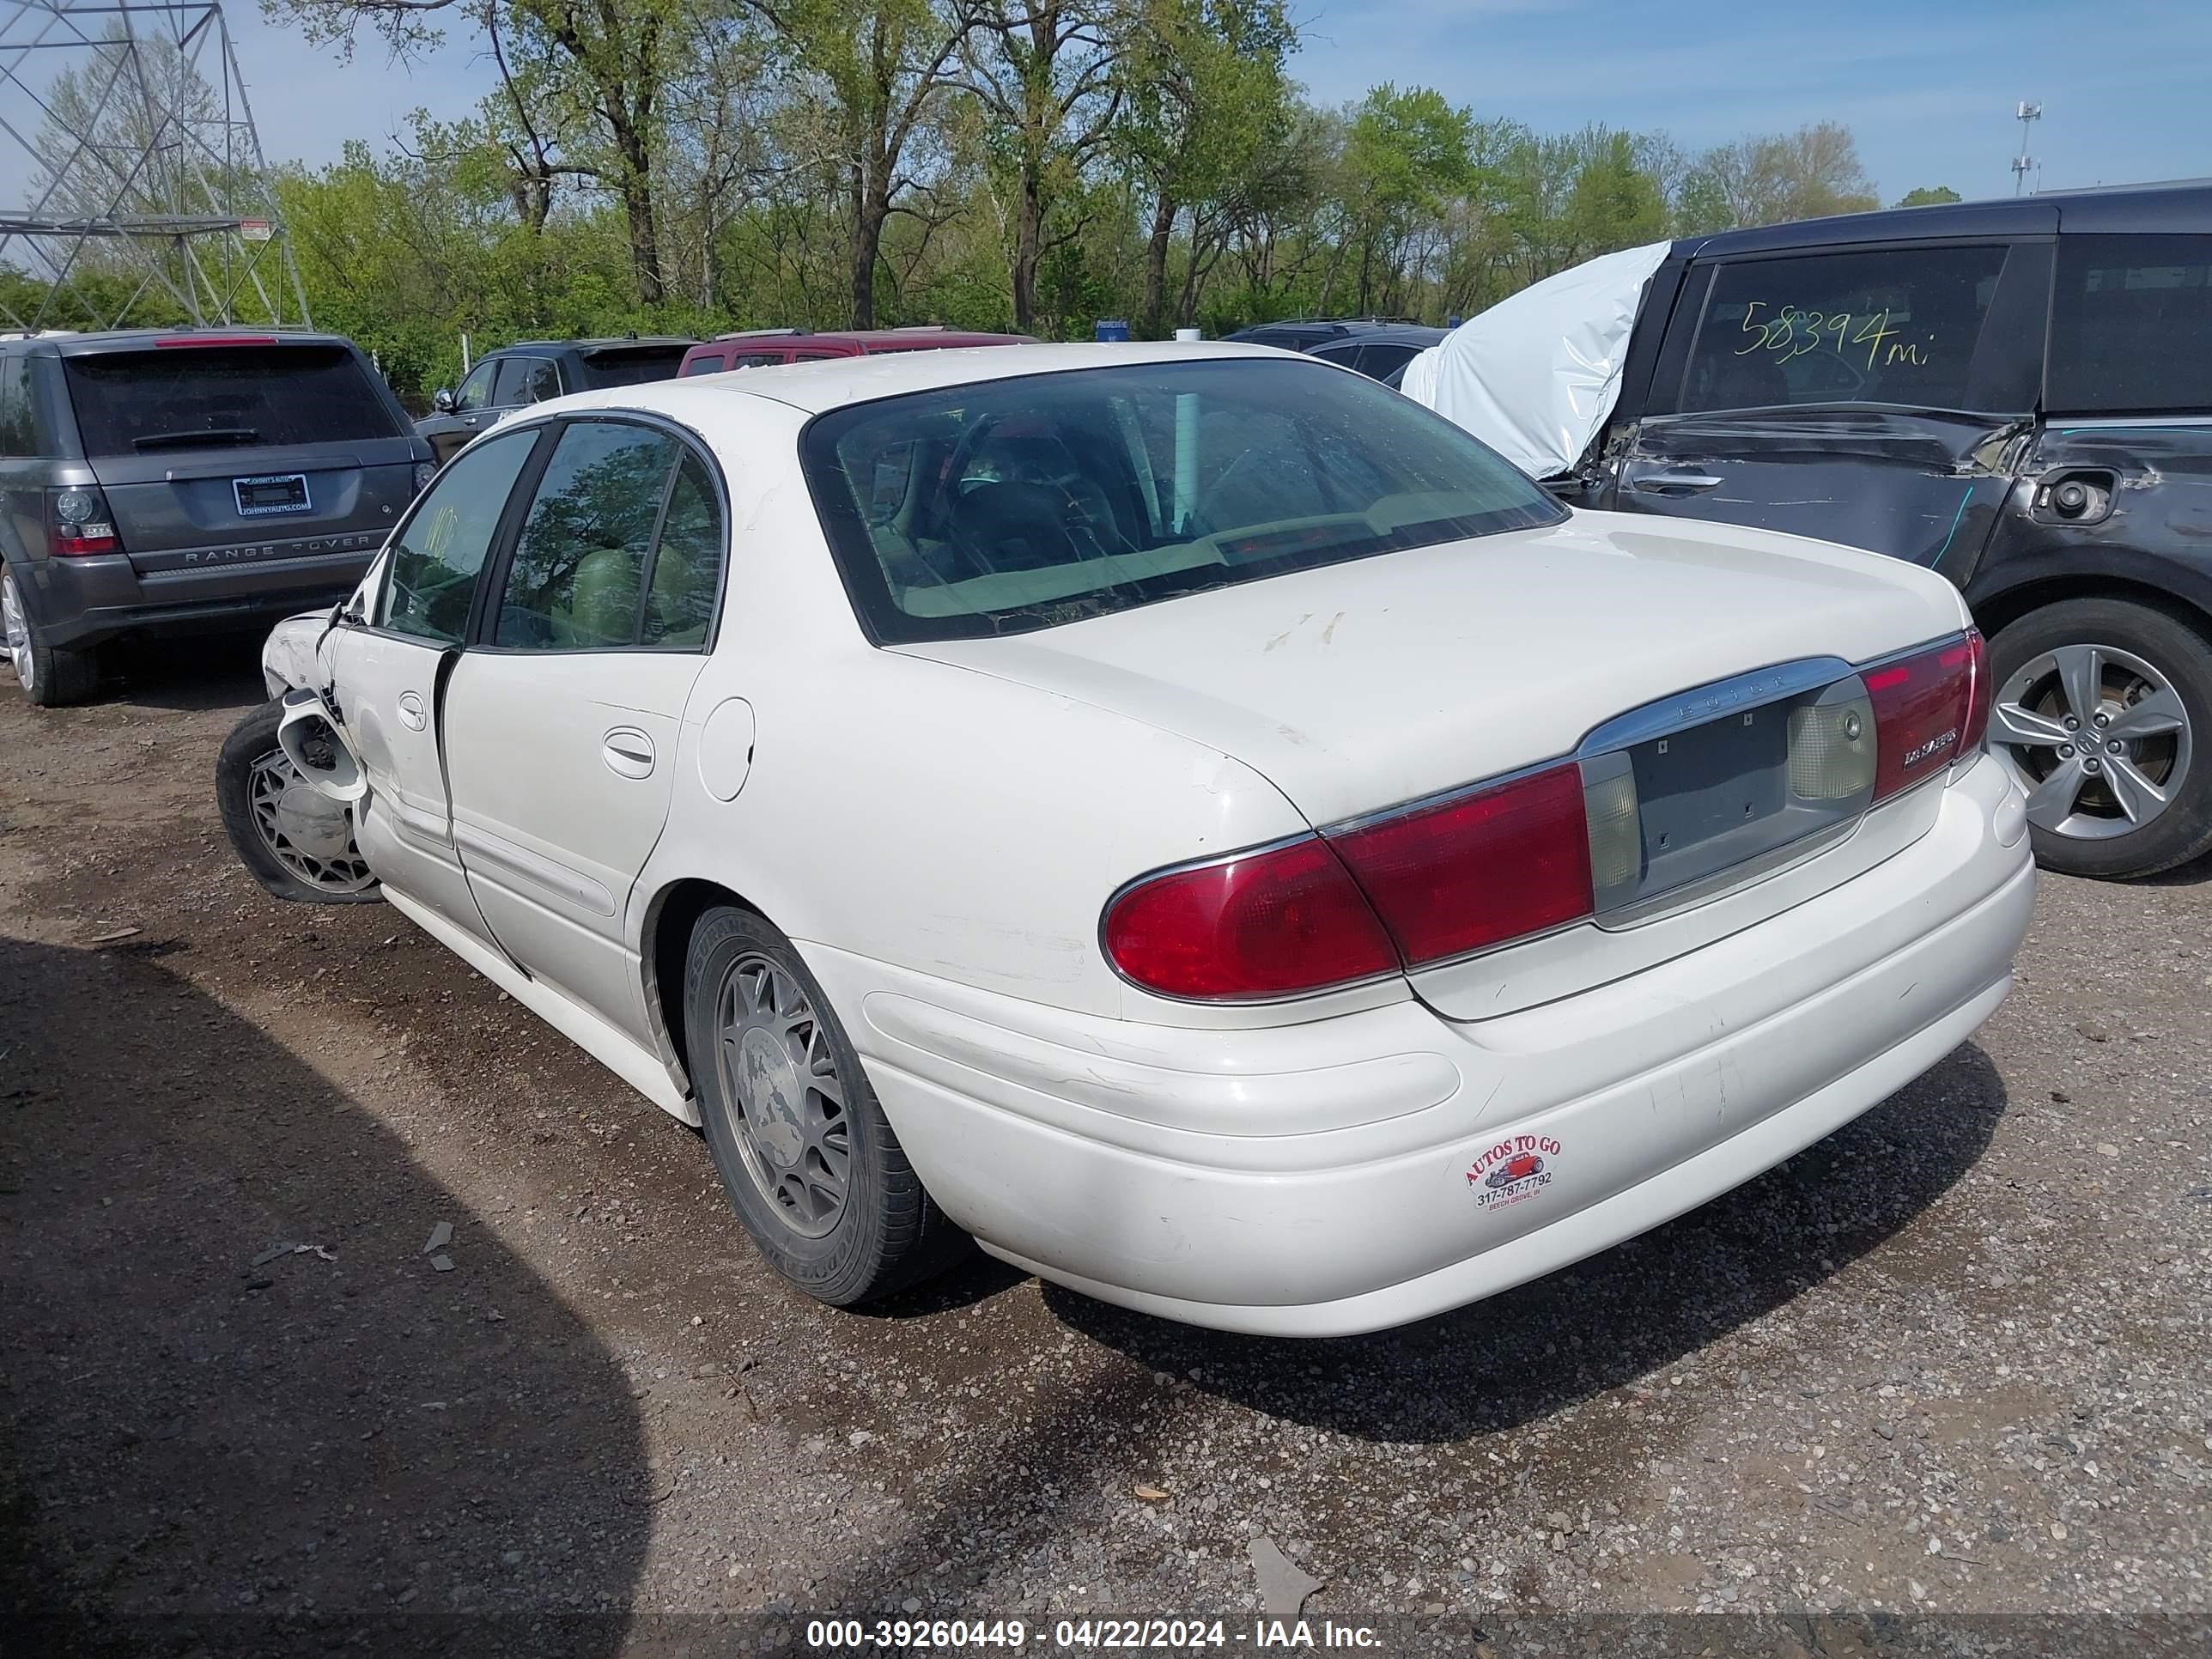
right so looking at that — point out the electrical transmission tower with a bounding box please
[0,0,308,331]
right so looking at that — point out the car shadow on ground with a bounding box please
[90,635,268,714]
[680,1045,2012,1643]
[0,937,651,1657]
[1048,1042,2008,1444]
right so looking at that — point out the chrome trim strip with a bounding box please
[1575,657,1851,758]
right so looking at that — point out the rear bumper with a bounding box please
[21,549,372,647]
[810,754,2035,1336]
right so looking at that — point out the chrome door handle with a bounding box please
[602,726,655,780]
[397,690,427,731]
[1634,472,1724,493]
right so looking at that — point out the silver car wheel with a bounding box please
[714,952,850,1240]
[246,748,377,894]
[3,566,31,696]
[1990,641,2191,842]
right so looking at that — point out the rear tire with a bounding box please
[683,903,967,1306]
[1987,598,2212,878]
[3,564,100,708]
[216,699,382,903]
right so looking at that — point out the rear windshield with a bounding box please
[62,343,399,455]
[802,357,1565,643]
[578,347,688,390]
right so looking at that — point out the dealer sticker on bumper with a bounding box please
[1467,1133,1563,1211]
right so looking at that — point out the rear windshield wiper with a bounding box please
[132,428,261,450]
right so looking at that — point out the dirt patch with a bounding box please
[2,645,2209,1648]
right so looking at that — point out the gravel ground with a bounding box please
[1,647,2207,1657]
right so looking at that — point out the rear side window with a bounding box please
[1682,246,2010,413]
[575,347,687,390]
[62,344,400,454]
[2050,234,2212,413]
[494,356,560,405]
[642,453,725,648]
[0,357,31,454]
[494,422,678,648]
[681,354,726,376]
[1357,343,1421,380]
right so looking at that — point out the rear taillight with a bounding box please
[1102,836,1398,1000]
[1102,764,1597,1000]
[1960,628,1990,754]
[47,485,118,557]
[1324,763,1593,966]
[1865,629,1982,802]
[1104,635,1986,1003]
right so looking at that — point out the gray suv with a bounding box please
[1,328,433,705]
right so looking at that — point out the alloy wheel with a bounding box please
[3,568,31,696]
[714,953,851,1239]
[1990,641,2191,842]
[246,747,377,893]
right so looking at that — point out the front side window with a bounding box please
[375,428,538,643]
[492,421,680,649]
[802,357,1565,645]
[2050,234,2212,414]
[1682,245,2010,413]
[453,360,497,412]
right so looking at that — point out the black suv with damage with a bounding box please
[1557,183,2212,878]
[1,328,431,706]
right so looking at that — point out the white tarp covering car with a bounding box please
[1399,240,1671,478]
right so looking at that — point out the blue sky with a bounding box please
[8,0,2210,204]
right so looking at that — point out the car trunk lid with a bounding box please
[63,343,418,574]
[906,509,1973,1012]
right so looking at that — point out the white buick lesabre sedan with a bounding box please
[231,342,2034,1336]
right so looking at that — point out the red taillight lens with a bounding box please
[1960,628,1990,755]
[47,486,119,557]
[1102,836,1399,1000]
[1865,630,1980,802]
[1326,763,1593,965]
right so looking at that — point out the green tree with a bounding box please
[1118,0,1295,335]
[1679,121,1879,231]
[267,0,687,305]
[1334,84,1473,315]
[749,0,971,325]
[1896,185,1962,207]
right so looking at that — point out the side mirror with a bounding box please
[432,386,456,413]
[277,688,367,805]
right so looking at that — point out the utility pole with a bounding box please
[2012,101,2044,196]
[0,2,307,332]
